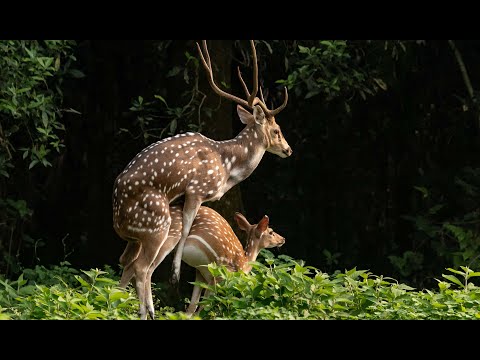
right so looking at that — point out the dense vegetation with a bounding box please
[1,40,479,318]
[1,251,479,320]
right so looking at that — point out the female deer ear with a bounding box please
[237,105,253,125]
[255,215,269,237]
[234,212,251,231]
[253,105,266,125]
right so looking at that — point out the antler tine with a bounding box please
[196,40,249,109]
[269,87,289,116]
[201,40,212,69]
[259,87,266,105]
[249,40,259,106]
[237,66,250,100]
[196,42,210,71]
[236,40,259,107]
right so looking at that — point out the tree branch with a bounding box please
[448,40,474,100]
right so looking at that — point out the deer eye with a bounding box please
[269,230,274,235]
[273,129,279,135]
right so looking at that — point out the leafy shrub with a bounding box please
[1,254,479,319]
[398,166,480,285]
[0,263,194,320]
[0,40,79,275]
[195,250,480,320]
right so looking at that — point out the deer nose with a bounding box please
[283,147,292,157]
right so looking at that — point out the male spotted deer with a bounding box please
[119,205,285,315]
[113,40,291,319]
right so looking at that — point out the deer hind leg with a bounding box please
[171,194,202,285]
[190,267,217,316]
[144,223,182,319]
[186,270,206,316]
[132,216,172,320]
[119,241,141,288]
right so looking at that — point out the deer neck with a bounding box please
[218,125,266,183]
[241,235,261,273]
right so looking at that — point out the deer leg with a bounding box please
[145,229,181,319]
[192,268,217,315]
[119,241,141,288]
[186,270,206,316]
[170,194,202,285]
[119,262,135,289]
[132,218,171,320]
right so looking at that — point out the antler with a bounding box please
[197,40,288,118]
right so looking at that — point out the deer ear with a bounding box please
[255,215,269,237]
[253,105,266,125]
[237,105,253,125]
[234,212,251,231]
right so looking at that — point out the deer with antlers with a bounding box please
[119,205,285,316]
[112,40,291,319]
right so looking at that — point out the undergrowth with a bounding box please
[1,252,479,320]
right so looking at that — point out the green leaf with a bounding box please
[45,57,53,68]
[298,45,309,54]
[373,77,387,91]
[16,87,31,94]
[428,204,444,215]
[167,66,181,77]
[41,112,49,128]
[154,95,168,107]
[413,186,428,198]
[69,69,85,78]
[86,311,104,319]
[446,268,466,276]
[169,119,177,134]
[305,89,320,99]
[75,275,90,288]
[54,57,61,71]
[442,274,464,288]
[25,47,35,58]
[109,291,130,302]
[28,159,39,169]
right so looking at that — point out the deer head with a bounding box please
[234,212,285,250]
[197,40,292,158]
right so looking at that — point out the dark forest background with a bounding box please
[1,40,479,297]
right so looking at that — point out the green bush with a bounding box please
[195,250,480,320]
[1,253,479,319]
[0,40,79,275]
[0,262,193,320]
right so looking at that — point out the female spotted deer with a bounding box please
[113,40,291,319]
[119,205,285,316]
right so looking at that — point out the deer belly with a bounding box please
[182,235,217,268]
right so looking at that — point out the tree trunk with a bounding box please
[197,40,245,238]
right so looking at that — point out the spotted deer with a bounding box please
[119,205,285,316]
[112,40,291,319]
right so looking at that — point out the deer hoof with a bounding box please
[148,309,155,320]
[170,272,180,286]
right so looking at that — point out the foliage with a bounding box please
[121,42,209,145]
[0,40,78,175]
[194,250,480,320]
[1,39,480,302]
[1,254,480,319]
[0,40,79,276]
[277,40,396,105]
[397,167,480,284]
[0,262,194,320]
